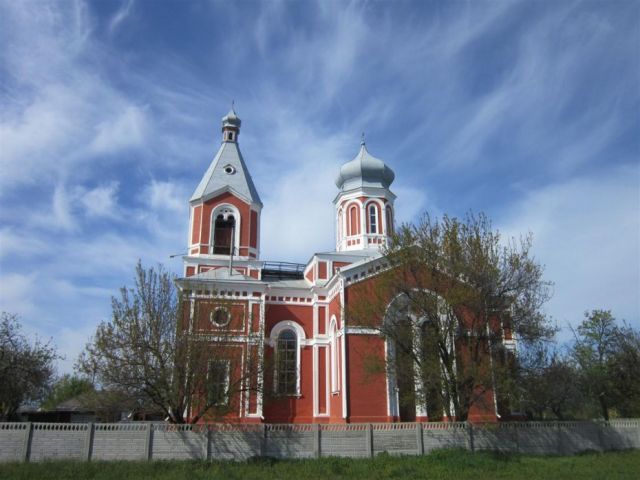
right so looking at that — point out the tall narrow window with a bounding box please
[276,330,298,395]
[421,320,444,421]
[386,206,393,234]
[330,322,339,392]
[348,205,358,236]
[369,204,378,234]
[213,214,235,254]
[207,360,230,406]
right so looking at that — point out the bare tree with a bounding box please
[347,213,554,421]
[0,312,57,420]
[77,262,263,424]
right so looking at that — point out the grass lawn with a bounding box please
[1,449,638,480]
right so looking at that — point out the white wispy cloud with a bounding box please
[81,182,120,218]
[108,0,135,34]
[499,165,640,336]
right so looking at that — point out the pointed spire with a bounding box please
[361,132,366,146]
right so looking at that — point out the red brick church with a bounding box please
[176,109,501,424]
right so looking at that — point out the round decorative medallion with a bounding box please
[210,307,231,327]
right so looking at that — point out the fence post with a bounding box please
[556,422,564,456]
[84,423,95,461]
[144,423,153,460]
[468,422,475,453]
[366,424,373,458]
[416,423,424,455]
[22,422,33,463]
[598,421,607,452]
[203,426,211,461]
[314,424,321,458]
[261,424,267,457]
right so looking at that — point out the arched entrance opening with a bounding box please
[384,292,450,422]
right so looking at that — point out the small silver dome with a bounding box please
[222,109,241,129]
[335,143,395,190]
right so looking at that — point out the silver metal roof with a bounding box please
[190,114,262,205]
[335,142,395,191]
[185,268,257,282]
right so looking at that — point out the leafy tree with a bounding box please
[0,312,57,420]
[78,261,263,424]
[347,213,554,421]
[609,323,640,417]
[41,374,94,410]
[516,344,581,420]
[572,310,640,420]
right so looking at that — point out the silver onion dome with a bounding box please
[222,109,241,129]
[335,142,395,191]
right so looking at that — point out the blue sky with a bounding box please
[1,0,638,372]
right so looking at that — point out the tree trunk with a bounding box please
[599,394,609,421]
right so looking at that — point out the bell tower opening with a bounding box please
[213,214,235,255]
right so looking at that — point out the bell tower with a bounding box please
[186,108,262,265]
[334,138,396,252]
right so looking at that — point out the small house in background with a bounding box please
[20,391,164,423]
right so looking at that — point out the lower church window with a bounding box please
[207,360,230,406]
[276,329,298,395]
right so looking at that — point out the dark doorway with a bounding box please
[395,320,416,422]
[213,214,235,254]
[421,321,444,421]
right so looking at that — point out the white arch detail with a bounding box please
[383,291,454,420]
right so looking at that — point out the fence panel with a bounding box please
[320,424,369,458]
[557,422,602,455]
[422,422,469,452]
[92,424,148,461]
[264,424,315,459]
[606,420,640,450]
[0,423,29,462]
[372,423,418,456]
[473,424,518,453]
[209,424,262,460]
[29,423,87,461]
[514,422,560,455]
[152,424,206,460]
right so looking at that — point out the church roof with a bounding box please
[190,112,262,206]
[187,268,257,282]
[335,142,395,191]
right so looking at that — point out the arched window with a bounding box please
[368,204,378,234]
[386,206,393,234]
[213,213,235,254]
[348,204,359,236]
[276,329,298,395]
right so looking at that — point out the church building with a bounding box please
[176,109,500,424]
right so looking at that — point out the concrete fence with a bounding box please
[1,420,639,463]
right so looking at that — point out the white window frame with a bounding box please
[269,320,306,396]
[210,203,241,255]
[330,316,340,393]
[368,204,378,234]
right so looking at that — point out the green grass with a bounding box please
[1,449,639,480]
